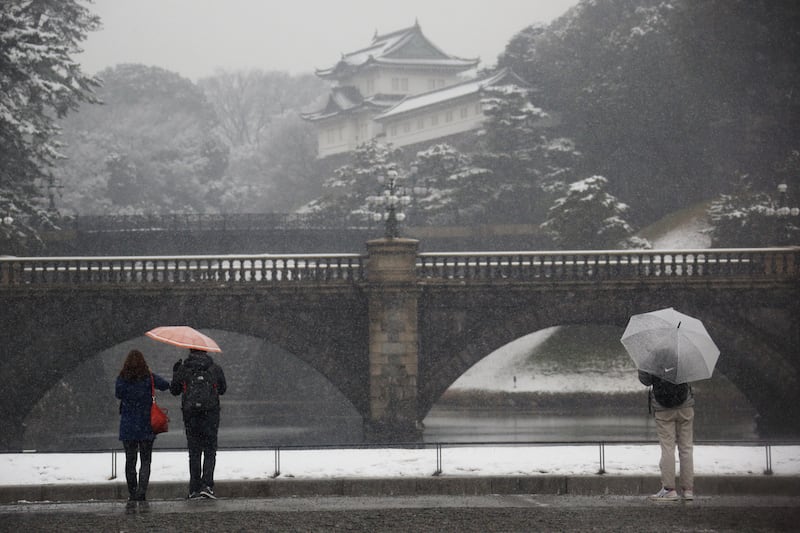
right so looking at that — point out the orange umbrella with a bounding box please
[146,326,222,353]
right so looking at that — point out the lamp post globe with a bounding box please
[369,165,427,239]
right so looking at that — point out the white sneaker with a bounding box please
[649,487,679,501]
[683,489,694,500]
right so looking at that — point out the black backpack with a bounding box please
[183,366,219,411]
[651,376,690,409]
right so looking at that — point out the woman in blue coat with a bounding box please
[115,349,170,504]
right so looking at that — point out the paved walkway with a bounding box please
[3,494,800,532]
[2,474,799,504]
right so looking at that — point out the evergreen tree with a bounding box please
[499,0,800,225]
[297,139,402,225]
[0,0,100,248]
[707,175,799,247]
[474,84,581,224]
[541,175,650,249]
[409,144,491,225]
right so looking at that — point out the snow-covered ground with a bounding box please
[644,205,713,250]
[0,444,797,486]
[451,328,642,393]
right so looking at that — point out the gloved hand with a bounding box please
[173,358,182,372]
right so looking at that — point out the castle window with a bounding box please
[431,114,439,126]
[460,106,468,119]
[390,125,398,137]
[427,78,446,91]
[392,78,408,92]
[445,110,453,122]
[417,118,424,130]
[403,121,411,133]
[475,103,482,115]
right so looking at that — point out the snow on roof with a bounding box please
[300,89,405,122]
[374,68,526,121]
[316,22,478,79]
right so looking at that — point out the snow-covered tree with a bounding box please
[707,175,799,247]
[0,0,100,248]
[409,144,492,224]
[540,175,650,249]
[53,64,229,215]
[297,139,401,224]
[473,84,581,224]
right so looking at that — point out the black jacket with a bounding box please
[170,350,226,411]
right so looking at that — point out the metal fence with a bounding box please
[82,439,800,480]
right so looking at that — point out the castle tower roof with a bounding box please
[315,22,479,80]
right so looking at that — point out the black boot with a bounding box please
[125,464,138,497]
[125,475,137,513]
[137,464,150,501]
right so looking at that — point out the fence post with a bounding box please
[271,447,281,478]
[597,442,606,474]
[764,444,773,475]
[109,449,117,480]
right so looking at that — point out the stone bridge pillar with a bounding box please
[364,238,422,442]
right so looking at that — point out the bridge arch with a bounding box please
[0,285,370,450]
[418,285,800,436]
[22,329,365,450]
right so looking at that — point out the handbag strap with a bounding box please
[150,373,156,402]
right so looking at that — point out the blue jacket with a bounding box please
[116,373,170,441]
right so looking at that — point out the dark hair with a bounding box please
[119,349,150,381]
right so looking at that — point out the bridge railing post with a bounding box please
[364,237,422,442]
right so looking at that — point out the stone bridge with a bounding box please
[0,241,798,448]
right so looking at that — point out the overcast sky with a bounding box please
[77,0,579,80]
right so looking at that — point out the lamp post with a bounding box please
[368,169,413,239]
[766,183,800,245]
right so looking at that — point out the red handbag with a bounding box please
[150,374,169,434]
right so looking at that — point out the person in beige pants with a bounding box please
[639,369,695,501]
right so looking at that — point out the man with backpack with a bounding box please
[171,348,227,499]
[639,361,694,502]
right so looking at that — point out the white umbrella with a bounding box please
[620,307,719,384]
